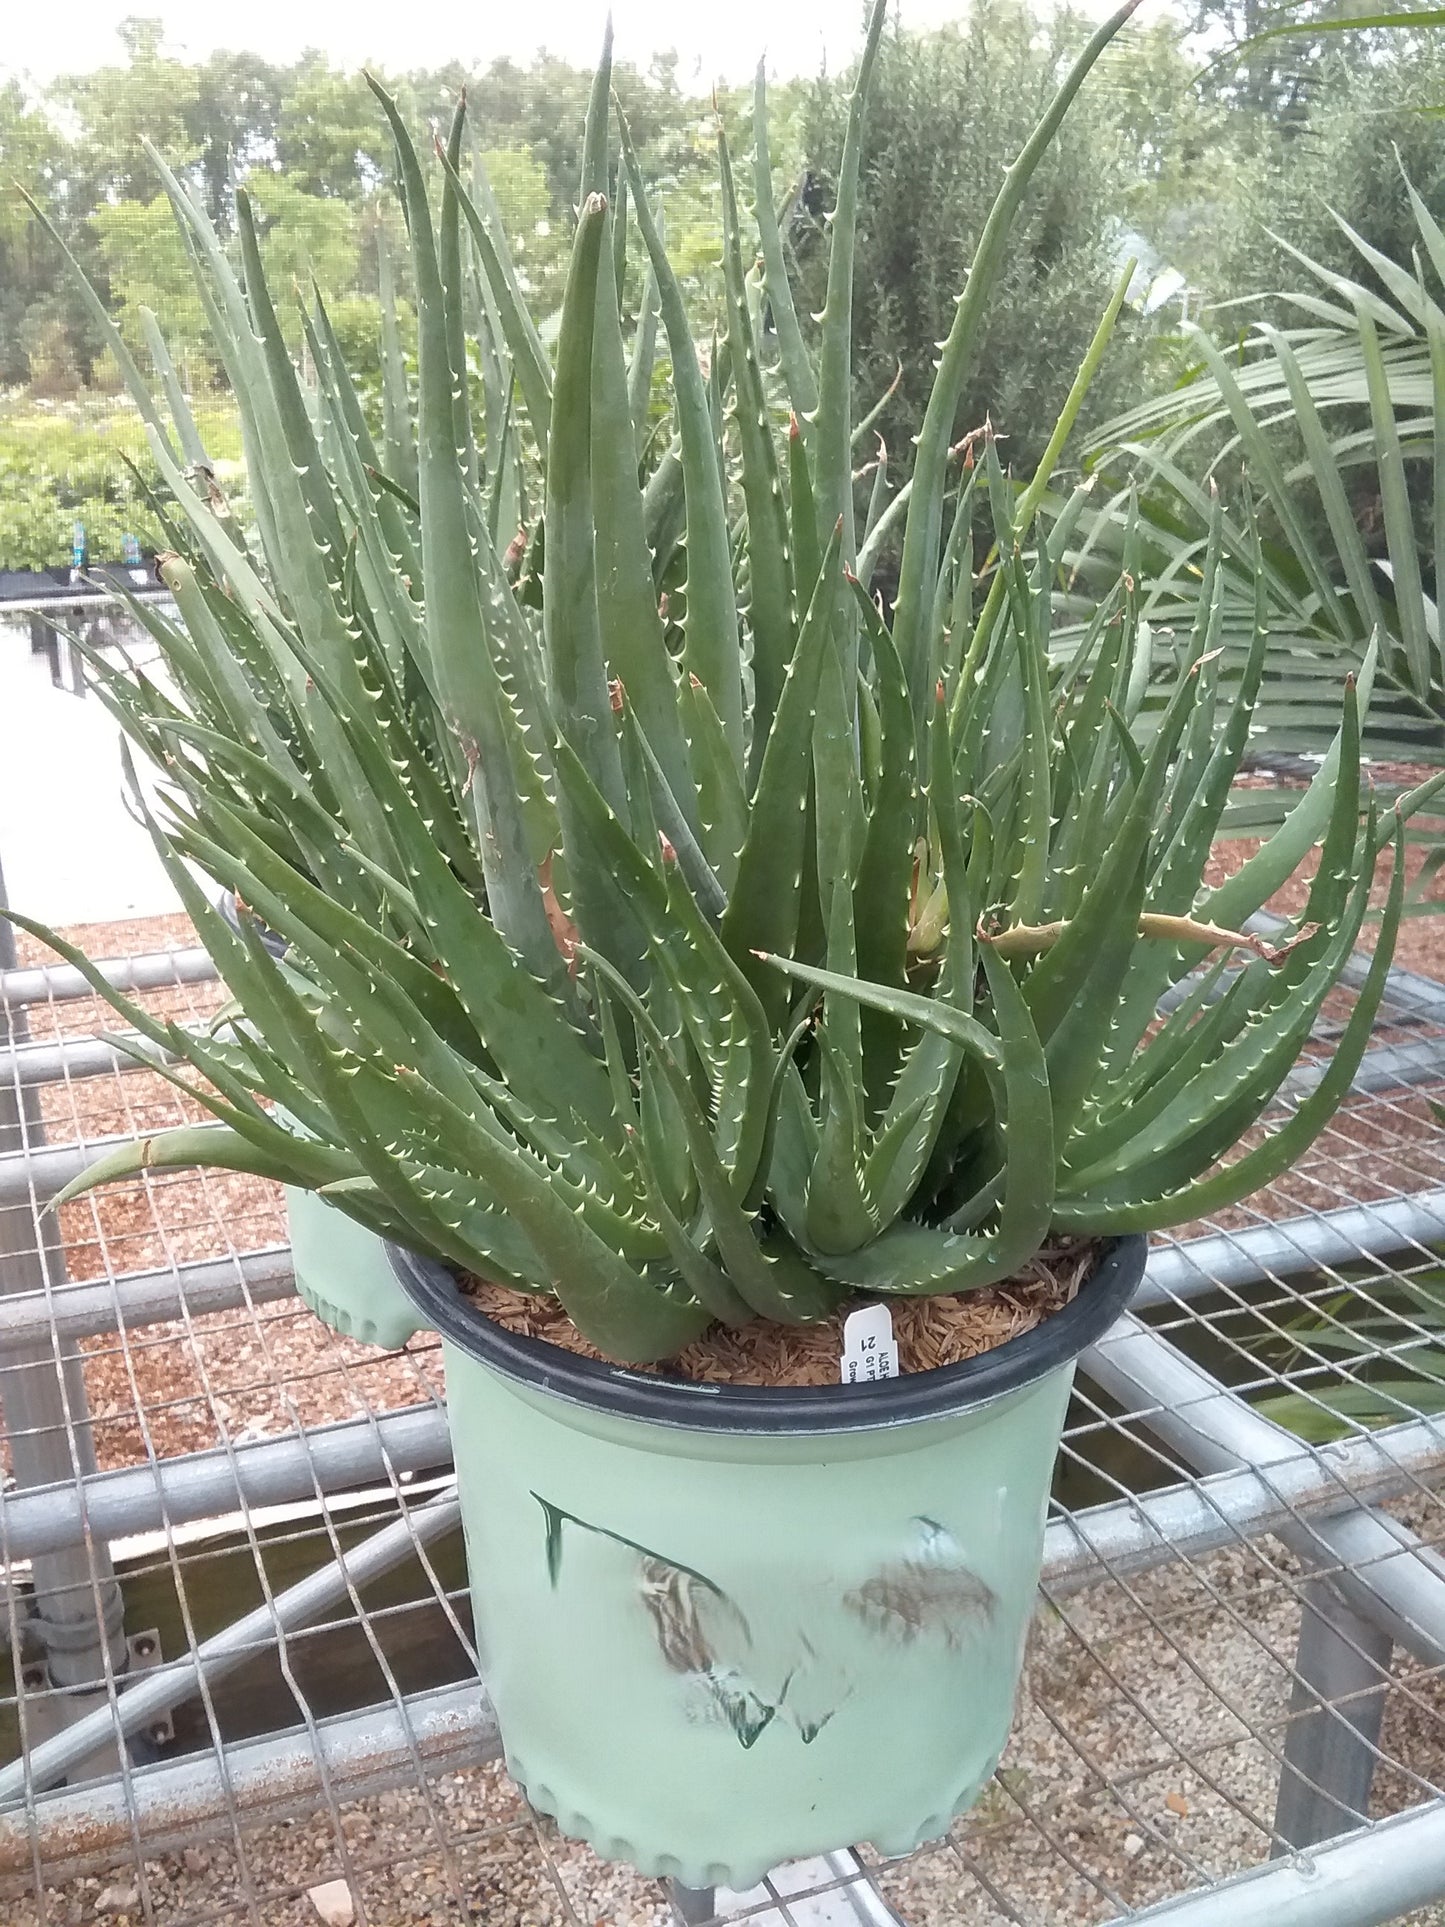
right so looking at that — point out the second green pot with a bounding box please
[285,1183,422,1350]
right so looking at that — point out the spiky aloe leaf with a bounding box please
[806,858,875,1255]
[369,77,563,994]
[584,949,841,1325]
[377,229,417,499]
[24,19,1392,1366]
[552,739,777,1190]
[628,243,662,458]
[751,62,818,435]
[621,117,745,762]
[1057,814,1403,1232]
[847,588,920,1103]
[812,0,886,564]
[892,0,1143,721]
[433,142,553,446]
[719,122,795,783]
[758,948,1054,1292]
[590,206,696,818]
[45,1123,360,1210]
[722,518,845,1021]
[545,191,628,820]
[594,983,755,1328]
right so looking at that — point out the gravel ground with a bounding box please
[22,1764,675,1926]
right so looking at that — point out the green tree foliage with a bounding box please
[477,146,562,310]
[88,194,215,369]
[274,56,390,198]
[464,48,693,210]
[187,51,284,227]
[0,78,77,390]
[793,0,1150,494]
[6,1,1437,577]
[0,16,728,564]
[0,17,722,405]
[1186,0,1418,119]
[1204,30,1445,315]
[60,17,201,203]
[246,171,362,301]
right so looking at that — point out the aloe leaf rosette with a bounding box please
[6,0,1410,1365]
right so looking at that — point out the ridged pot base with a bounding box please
[285,1186,422,1351]
[505,1743,1006,1890]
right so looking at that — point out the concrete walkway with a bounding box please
[0,618,182,925]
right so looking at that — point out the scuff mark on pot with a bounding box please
[531,1493,845,1748]
[637,1557,780,1745]
[639,1556,750,1672]
[844,1515,997,1648]
[531,1492,740,1611]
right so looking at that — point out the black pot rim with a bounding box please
[386,1234,1146,1435]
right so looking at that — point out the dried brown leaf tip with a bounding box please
[538,853,580,977]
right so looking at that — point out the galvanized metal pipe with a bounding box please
[2,1359,1442,1613]
[1082,1315,1445,1668]
[4,1032,180,1088]
[1113,1796,1445,1927]
[1138,1192,1445,1309]
[0,588,171,618]
[0,865,127,1700]
[1271,1581,1392,1854]
[1283,1037,1445,1101]
[0,1138,126,1209]
[0,1228,1443,1586]
[0,1246,295,1347]
[0,1681,499,1889]
[0,1485,463,1801]
[0,1404,453,1560]
[1042,1414,1445,1595]
[0,948,217,1012]
[0,1186,1436,1347]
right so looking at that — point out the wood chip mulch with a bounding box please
[464,1242,1097,1385]
[8,914,443,1472]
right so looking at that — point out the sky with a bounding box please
[0,0,1126,88]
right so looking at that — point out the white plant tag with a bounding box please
[840,1302,900,1384]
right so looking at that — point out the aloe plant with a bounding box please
[3,0,1412,1363]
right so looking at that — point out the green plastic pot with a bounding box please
[387,1236,1145,1888]
[284,1183,423,1350]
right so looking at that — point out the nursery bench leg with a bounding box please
[1272,1577,1392,1854]
[0,864,129,1774]
[668,1852,909,1923]
[667,1885,718,1924]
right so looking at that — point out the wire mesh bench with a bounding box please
[6,914,1445,1927]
